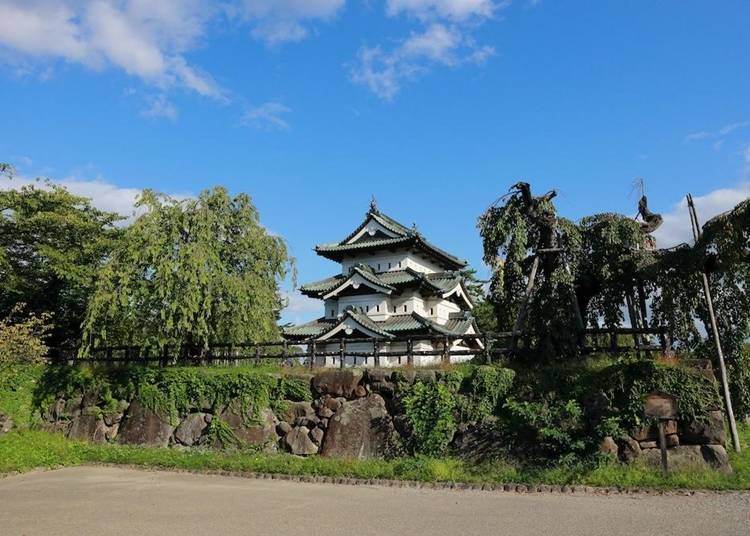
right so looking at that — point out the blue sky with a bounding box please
[1,1,749,324]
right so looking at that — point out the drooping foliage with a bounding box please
[0,165,122,349]
[81,187,294,353]
[478,182,750,396]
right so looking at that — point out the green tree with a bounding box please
[0,165,122,349]
[81,187,294,353]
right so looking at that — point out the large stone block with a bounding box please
[312,370,363,398]
[221,406,278,449]
[641,445,732,473]
[283,426,318,456]
[174,413,210,446]
[679,411,726,446]
[320,394,393,459]
[452,419,504,463]
[630,420,677,441]
[117,399,174,447]
[67,414,107,443]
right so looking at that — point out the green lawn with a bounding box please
[2,426,749,490]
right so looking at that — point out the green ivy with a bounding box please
[33,365,311,427]
[403,382,456,457]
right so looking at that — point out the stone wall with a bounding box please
[40,369,401,459]
[38,367,731,472]
[599,410,731,472]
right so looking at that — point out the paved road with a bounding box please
[1,467,748,536]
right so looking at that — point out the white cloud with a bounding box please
[684,121,750,144]
[350,23,494,100]
[0,0,224,99]
[242,101,292,130]
[386,0,502,21]
[653,183,750,248]
[234,0,345,45]
[280,289,321,325]
[0,169,191,223]
[141,94,178,120]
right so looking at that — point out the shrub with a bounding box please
[501,395,587,462]
[729,345,750,420]
[458,365,515,422]
[0,305,51,364]
[403,382,456,457]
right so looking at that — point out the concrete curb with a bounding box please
[76,463,747,497]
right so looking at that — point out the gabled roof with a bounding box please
[314,201,467,270]
[300,266,471,307]
[282,310,479,341]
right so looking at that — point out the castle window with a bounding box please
[376,305,380,312]
[403,304,408,313]
[366,305,370,312]
[388,262,391,269]
[430,307,434,315]
[377,263,381,271]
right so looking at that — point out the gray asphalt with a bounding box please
[0,466,748,535]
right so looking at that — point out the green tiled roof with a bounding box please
[315,205,467,270]
[339,207,412,244]
[283,311,477,340]
[282,317,335,337]
[300,267,465,299]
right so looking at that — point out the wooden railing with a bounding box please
[48,326,671,367]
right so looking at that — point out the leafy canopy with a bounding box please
[81,187,294,352]
[0,164,122,348]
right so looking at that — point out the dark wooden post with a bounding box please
[658,419,669,475]
[511,255,540,353]
[374,338,380,368]
[442,336,450,364]
[255,345,261,367]
[309,341,316,369]
[484,334,492,364]
[339,338,346,369]
[407,338,414,366]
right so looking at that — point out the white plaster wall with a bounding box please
[341,251,409,274]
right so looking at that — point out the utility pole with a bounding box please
[686,194,741,453]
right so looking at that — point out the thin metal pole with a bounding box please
[687,194,741,453]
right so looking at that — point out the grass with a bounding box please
[2,426,750,490]
[2,362,750,490]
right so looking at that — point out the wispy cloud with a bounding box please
[141,94,178,120]
[231,0,346,45]
[350,23,494,100]
[242,101,292,130]
[684,120,750,145]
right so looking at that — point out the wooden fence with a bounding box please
[49,326,671,367]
